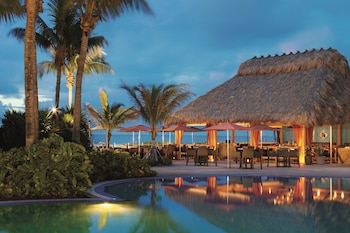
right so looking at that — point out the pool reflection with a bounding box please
[0,176,349,233]
[157,176,350,232]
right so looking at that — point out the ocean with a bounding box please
[91,130,277,146]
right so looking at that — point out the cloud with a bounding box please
[279,27,334,53]
[0,94,25,113]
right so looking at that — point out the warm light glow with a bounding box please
[334,191,337,199]
[317,189,320,197]
[84,202,138,215]
[341,192,345,199]
[268,188,272,194]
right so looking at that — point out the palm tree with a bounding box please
[0,0,23,23]
[9,0,109,110]
[24,0,43,147]
[72,0,153,143]
[1,0,43,147]
[38,46,114,109]
[85,89,137,149]
[121,83,194,161]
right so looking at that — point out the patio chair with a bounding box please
[229,150,242,168]
[242,148,254,169]
[266,149,277,167]
[186,148,197,165]
[277,148,290,167]
[253,149,263,169]
[289,149,300,167]
[210,148,218,166]
[196,146,209,166]
[163,144,176,159]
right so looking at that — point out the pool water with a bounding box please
[0,176,350,233]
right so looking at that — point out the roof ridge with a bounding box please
[238,47,349,76]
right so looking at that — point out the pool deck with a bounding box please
[151,160,350,178]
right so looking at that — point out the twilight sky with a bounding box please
[0,0,349,126]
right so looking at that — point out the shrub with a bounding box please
[0,135,92,200]
[88,150,157,183]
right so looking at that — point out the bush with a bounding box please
[88,150,157,183]
[0,135,92,200]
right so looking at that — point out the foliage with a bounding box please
[0,108,91,151]
[121,83,194,163]
[314,143,327,157]
[85,89,137,148]
[148,154,172,166]
[0,110,25,150]
[72,0,153,143]
[0,135,92,200]
[88,150,157,183]
[0,0,23,23]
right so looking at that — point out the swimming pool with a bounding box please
[0,175,349,233]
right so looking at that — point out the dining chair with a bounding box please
[186,148,197,165]
[229,150,242,168]
[267,150,277,167]
[253,149,263,169]
[277,148,290,167]
[196,147,209,166]
[289,149,299,167]
[242,148,254,169]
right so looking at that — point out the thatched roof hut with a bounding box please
[168,48,350,127]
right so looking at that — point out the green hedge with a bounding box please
[0,135,92,200]
[88,150,157,183]
[0,136,158,200]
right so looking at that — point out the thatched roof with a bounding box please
[168,48,350,127]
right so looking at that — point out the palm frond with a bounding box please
[0,1,24,22]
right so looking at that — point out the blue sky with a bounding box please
[0,0,350,126]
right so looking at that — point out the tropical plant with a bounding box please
[121,83,194,162]
[0,108,91,151]
[24,0,42,147]
[1,0,42,147]
[88,150,157,183]
[39,45,113,108]
[0,110,25,150]
[9,0,110,109]
[72,0,153,144]
[0,135,92,200]
[85,89,137,149]
[0,0,23,23]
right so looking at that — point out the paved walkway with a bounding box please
[152,160,350,178]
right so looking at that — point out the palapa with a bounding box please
[167,48,350,127]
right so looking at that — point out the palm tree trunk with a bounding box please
[24,0,39,147]
[68,86,73,109]
[55,66,61,108]
[72,3,96,143]
[149,124,159,162]
[66,71,74,109]
[107,129,111,149]
[72,30,89,143]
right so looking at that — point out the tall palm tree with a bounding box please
[72,0,153,143]
[9,0,108,110]
[121,83,194,161]
[1,0,42,147]
[85,89,137,149]
[24,0,43,147]
[38,46,114,109]
[9,0,81,108]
